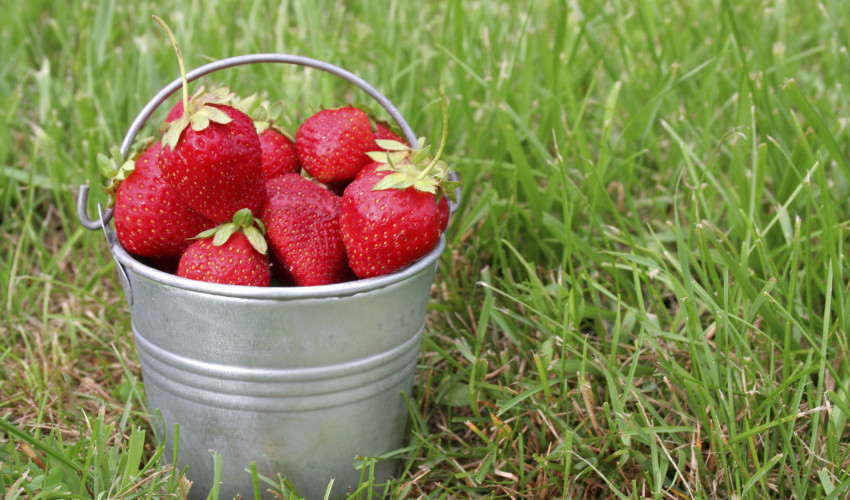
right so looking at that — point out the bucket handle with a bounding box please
[77,53,460,231]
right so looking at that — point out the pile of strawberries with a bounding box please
[101,86,458,288]
[101,18,458,288]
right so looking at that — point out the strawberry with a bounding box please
[360,106,406,150]
[295,105,376,184]
[437,196,450,233]
[177,208,270,286]
[262,174,353,286]
[340,90,459,279]
[165,100,184,123]
[247,97,301,180]
[160,89,265,223]
[154,17,265,223]
[340,166,442,278]
[259,128,300,181]
[101,141,215,264]
[372,120,405,150]
[233,96,301,182]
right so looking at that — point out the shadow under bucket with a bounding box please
[77,54,458,499]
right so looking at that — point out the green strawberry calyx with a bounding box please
[192,208,268,255]
[99,137,156,208]
[154,15,235,151]
[367,87,460,202]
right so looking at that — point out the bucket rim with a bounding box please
[111,232,445,299]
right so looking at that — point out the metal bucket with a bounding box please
[77,54,457,499]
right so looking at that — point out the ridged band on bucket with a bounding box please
[134,327,422,412]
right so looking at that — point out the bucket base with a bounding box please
[150,383,410,499]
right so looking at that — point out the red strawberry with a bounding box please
[154,18,265,223]
[437,196,450,233]
[340,165,443,278]
[177,209,270,286]
[235,98,301,181]
[160,93,265,223]
[262,174,353,286]
[339,90,459,278]
[295,106,376,184]
[259,128,300,181]
[130,140,162,175]
[165,99,185,123]
[373,121,405,150]
[102,141,215,262]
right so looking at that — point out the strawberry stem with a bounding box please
[153,15,190,118]
[417,86,449,181]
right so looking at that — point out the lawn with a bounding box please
[2,0,850,498]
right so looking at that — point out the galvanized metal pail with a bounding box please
[77,54,457,499]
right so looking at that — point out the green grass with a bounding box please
[2,0,850,498]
